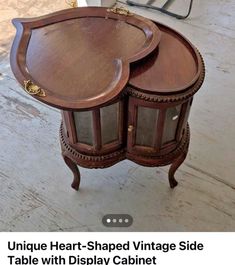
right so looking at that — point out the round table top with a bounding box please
[10,7,161,110]
[129,22,203,95]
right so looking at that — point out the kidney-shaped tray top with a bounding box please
[129,22,203,96]
[10,7,161,110]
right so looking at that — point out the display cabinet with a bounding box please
[61,98,126,156]
[10,7,205,191]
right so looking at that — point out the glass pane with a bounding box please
[100,103,119,145]
[136,106,159,147]
[162,105,182,144]
[183,100,192,125]
[73,111,93,145]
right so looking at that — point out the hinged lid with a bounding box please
[10,7,161,110]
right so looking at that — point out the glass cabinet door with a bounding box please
[71,100,124,154]
[74,110,94,146]
[127,98,159,154]
[127,97,183,155]
[162,105,182,145]
[100,102,119,145]
[136,106,159,147]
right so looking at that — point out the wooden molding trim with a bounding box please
[60,122,190,168]
[10,7,161,110]
[126,50,205,103]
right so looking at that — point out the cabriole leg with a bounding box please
[168,151,187,189]
[63,155,81,191]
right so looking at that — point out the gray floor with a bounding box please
[0,0,235,231]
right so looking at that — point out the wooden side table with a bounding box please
[10,7,205,191]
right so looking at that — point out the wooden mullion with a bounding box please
[154,109,166,151]
[92,109,102,151]
[127,98,137,151]
[118,100,124,145]
[175,102,188,141]
[64,111,77,143]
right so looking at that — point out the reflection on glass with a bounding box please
[101,103,119,145]
[162,105,182,144]
[136,106,159,147]
[74,111,94,145]
[183,100,192,126]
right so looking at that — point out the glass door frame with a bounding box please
[62,98,127,155]
[127,97,190,156]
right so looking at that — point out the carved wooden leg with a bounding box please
[63,155,81,191]
[168,151,187,189]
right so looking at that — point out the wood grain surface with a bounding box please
[1,0,235,232]
[10,7,161,110]
[129,22,201,94]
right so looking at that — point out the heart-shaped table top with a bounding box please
[10,7,161,110]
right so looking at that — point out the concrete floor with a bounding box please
[0,0,235,231]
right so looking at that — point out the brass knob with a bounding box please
[24,80,46,97]
[65,0,77,8]
[107,6,133,16]
[128,125,134,132]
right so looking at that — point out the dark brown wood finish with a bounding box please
[155,109,166,150]
[129,22,202,95]
[60,122,190,190]
[10,8,205,191]
[59,20,205,190]
[126,97,186,156]
[175,101,190,142]
[64,97,127,156]
[92,109,102,151]
[10,7,161,110]
[63,155,81,190]
[62,111,76,143]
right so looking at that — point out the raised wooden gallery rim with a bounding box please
[10,7,161,110]
[129,22,203,95]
